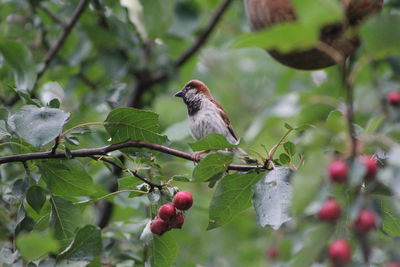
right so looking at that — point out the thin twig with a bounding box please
[50,135,60,154]
[174,0,234,68]
[341,61,357,160]
[0,140,264,171]
[36,3,66,26]
[342,60,371,263]
[127,169,162,191]
[90,155,163,190]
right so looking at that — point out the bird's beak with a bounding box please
[174,90,184,98]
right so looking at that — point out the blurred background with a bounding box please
[1,0,400,266]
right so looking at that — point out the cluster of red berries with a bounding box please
[328,155,378,183]
[319,156,380,265]
[150,191,193,236]
[387,91,400,107]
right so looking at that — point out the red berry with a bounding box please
[169,212,185,229]
[387,91,400,106]
[266,246,279,260]
[354,209,376,234]
[328,160,348,183]
[158,204,176,221]
[317,199,342,222]
[150,218,170,235]
[173,191,193,210]
[386,262,400,267]
[328,239,351,265]
[361,155,378,180]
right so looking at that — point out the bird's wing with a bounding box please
[209,98,239,142]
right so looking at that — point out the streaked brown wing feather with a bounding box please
[209,98,238,142]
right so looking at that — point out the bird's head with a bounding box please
[174,80,212,104]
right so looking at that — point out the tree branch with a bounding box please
[37,0,90,80]
[0,140,263,171]
[174,0,234,68]
[4,0,91,107]
[127,0,234,108]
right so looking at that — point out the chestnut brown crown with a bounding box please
[174,79,212,98]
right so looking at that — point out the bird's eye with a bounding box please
[185,86,191,91]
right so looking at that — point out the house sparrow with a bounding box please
[174,80,255,163]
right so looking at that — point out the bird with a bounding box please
[174,79,255,163]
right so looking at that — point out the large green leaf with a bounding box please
[49,196,81,247]
[8,105,70,147]
[39,159,96,197]
[232,23,317,52]
[16,231,59,261]
[192,152,233,182]
[207,171,264,230]
[58,225,102,261]
[290,224,333,267]
[253,167,292,230]
[105,107,167,144]
[189,133,236,152]
[361,14,400,59]
[234,0,341,52]
[0,40,37,93]
[291,152,326,216]
[152,231,179,267]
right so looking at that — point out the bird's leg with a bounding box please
[193,150,210,162]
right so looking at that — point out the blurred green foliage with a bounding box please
[0,0,400,266]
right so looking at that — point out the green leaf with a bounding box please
[49,98,60,108]
[291,152,326,216]
[234,0,341,51]
[290,224,333,267]
[118,176,144,190]
[253,167,292,230]
[58,225,102,261]
[105,107,167,144]
[379,196,400,237]
[26,186,46,214]
[284,123,294,130]
[291,0,342,27]
[364,115,384,134]
[16,231,59,261]
[0,120,10,140]
[0,40,37,93]
[232,23,317,52]
[326,110,347,134]
[283,141,296,157]
[207,172,264,230]
[279,153,290,165]
[361,14,400,59]
[7,105,70,147]
[50,196,81,247]
[192,152,233,182]
[152,231,179,267]
[39,159,96,197]
[118,176,146,198]
[189,133,236,152]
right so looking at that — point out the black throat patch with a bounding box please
[185,97,201,116]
